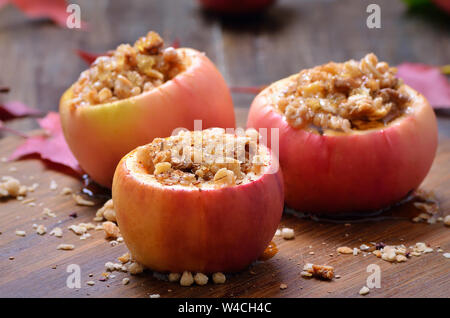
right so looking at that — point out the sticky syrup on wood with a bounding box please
[259,241,278,261]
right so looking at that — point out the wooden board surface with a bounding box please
[0,123,449,298]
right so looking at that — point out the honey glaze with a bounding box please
[259,241,278,261]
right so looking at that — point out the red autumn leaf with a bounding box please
[9,112,82,174]
[0,101,40,120]
[397,63,450,108]
[2,0,87,29]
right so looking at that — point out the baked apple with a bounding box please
[247,53,438,214]
[112,128,284,273]
[60,31,235,188]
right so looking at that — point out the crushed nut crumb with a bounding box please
[73,194,95,206]
[359,286,370,295]
[337,246,353,254]
[281,227,295,240]
[102,221,120,239]
[212,272,227,284]
[57,244,75,250]
[180,271,194,286]
[194,273,208,286]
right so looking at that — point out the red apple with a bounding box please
[198,0,275,14]
[112,129,284,273]
[247,75,438,214]
[60,47,235,188]
[432,0,450,14]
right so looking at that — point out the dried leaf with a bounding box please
[3,0,87,28]
[397,63,450,108]
[9,112,82,174]
[0,101,40,120]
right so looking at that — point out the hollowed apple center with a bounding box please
[133,128,272,189]
[273,53,412,134]
[69,31,190,108]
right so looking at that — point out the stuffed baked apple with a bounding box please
[112,128,284,273]
[60,31,235,188]
[247,53,438,214]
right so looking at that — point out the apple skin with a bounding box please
[432,0,450,14]
[112,147,284,273]
[247,76,438,214]
[198,0,275,13]
[60,48,235,188]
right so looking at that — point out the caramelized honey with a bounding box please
[259,241,278,261]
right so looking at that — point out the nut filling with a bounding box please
[70,31,187,107]
[135,128,271,188]
[274,53,411,132]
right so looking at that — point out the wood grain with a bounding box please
[0,131,449,298]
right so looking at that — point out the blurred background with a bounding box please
[0,0,449,128]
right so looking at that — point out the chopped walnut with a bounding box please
[118,252,131,264]
[57,244,75,250]
[444,215,450,226]
[359,286,370,296]
[212,272,226,284]
[70,31,186,107]
[68,223,96,236]
[337,246,353,254]
[50,227,63,238]
[36,225,47,235]
[302,263,334,280]
[60,187,73,195]
[274,53,410,133]
[180,271,194,287]
[43,208,56,218]
[102,221,120,239]
[168,273,181,282]
[95,199,116,222]
[73,194,95,206]
[281,227,295,240]
[194,273,208,286]
[0,176,28,198]
[49,180,58,190]
[15,230,26,237]
[135,128,271,188]
[127,262,144,275]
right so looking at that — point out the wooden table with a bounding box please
[0,0,449,298]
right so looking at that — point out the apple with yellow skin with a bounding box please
[60,48,235,188]
[247,76,438,214]
[112,140,284,273]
